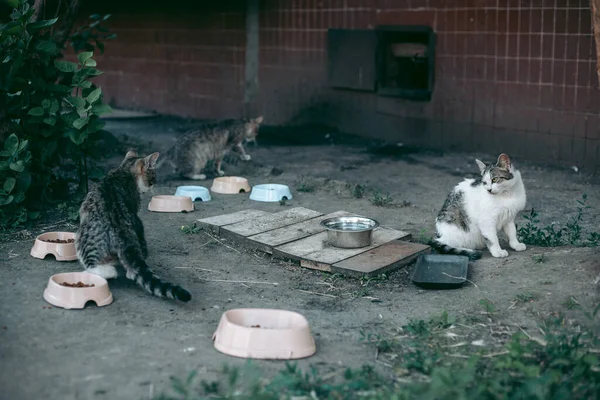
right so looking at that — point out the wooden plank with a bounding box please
[332,240,430,277]
[220,207,323,241]
[247,210,352,254]
[196,209,271,235]
[299,228,411,272]
[273,232,329,262]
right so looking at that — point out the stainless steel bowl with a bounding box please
[320,216,380,248]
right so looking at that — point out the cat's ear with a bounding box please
[497,153,511,170]
[144,152,159,169]
[125,150,138,160]
[254,116,264,124]
[475,159,486,173]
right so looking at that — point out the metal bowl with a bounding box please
[320,216,380,248]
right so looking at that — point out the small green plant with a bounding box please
[180,223,202,234]
[479,298,496,317]
[369,190,394,207]
[352,184,365,199]
[518,194,600,247]
[533,253,547,264]
[515,292,537,303]
[296,177,317,193]
[564,296,581,310]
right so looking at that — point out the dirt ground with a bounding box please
[1,117,599,400]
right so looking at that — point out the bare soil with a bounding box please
[0,117,598,400]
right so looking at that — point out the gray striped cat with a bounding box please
[159,116,263,180]
[75,150,191,302]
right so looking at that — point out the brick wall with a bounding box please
[86,0,600,171]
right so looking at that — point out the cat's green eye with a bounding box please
[492,177,498,183]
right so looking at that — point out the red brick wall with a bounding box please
[87,0,600,171]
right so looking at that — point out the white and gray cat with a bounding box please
[430,153,527,260]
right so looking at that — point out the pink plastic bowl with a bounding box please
[30,232,77,262]
[43,272,113,310]
[213,308,316,360]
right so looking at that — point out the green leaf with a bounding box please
[67,96,86,109]
[91,103,112,116]
[73,117,89,130]
[0,195,14,206]
[81,67,103,76]
[3,178,16,193]
[1,21,23,35]
[86,88,102,104]
[28,211,40,220]
[35,40,58,54]
[9,161,24,172]
[77,51,94,64]
[69,129,89,145]
[28,107,44,116]
[79,81,92,89]
[54,60,78,73]
[3,133,18,154]
[42,99,51,109]
[49,100,60,114]
[26,18,58,32]
[48,84,72,94]
[17,139,28,153]
[43,117,56,126]
[4,0,19,9]
[84,59,97,67]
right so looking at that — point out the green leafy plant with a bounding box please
[0,0,115,228]
[180,223,202,234]
[518,194,600,247]
[0,133,35,228]
[369,190,394,207]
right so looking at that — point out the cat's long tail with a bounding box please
[428,238,482,261]
[118,246,191,302]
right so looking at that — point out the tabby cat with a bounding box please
[75,150,191,302]
[159,116,263,180]
[429,153,527,260]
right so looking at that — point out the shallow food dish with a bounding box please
[30,232,77,261]
[43,272,113,309]
[412,254,469,289]
[148,195,194,213]
[211,177,251,194]
[320,216,379,249]
[174,186,211,202]
[249,184,293,202]
[213,308,316,360]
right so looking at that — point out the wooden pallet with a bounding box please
[197,207,430,277]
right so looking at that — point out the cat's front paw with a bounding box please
[241,154,251,161]
[511,242,527,252]
[490,248,509,258]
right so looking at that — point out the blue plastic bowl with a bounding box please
[249,184,293,202]
[174,186,211,202]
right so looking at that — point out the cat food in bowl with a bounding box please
[320,216,379,248]
[174,186,211,202]
[211,177,251,194]
[249,184,293,202]
[43,272,113,309]
[148,195,194,213]
[212,308,316,360]
[30,232,77,261]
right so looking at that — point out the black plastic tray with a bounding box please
[412,254,469,289]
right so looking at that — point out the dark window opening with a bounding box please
[376,26,435,101]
